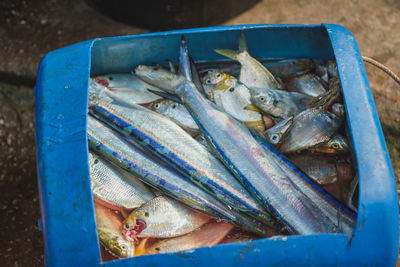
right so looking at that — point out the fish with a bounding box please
[89,152,155,210]
[264,117,294,146]
[87,116,275,236]
[197,59,315,79]
[309,134,349,154]
[135,65,183,94]
[88,84,275,228]
[253,136,356,235]
[220,229,257,244]
[94,202,135,258]
[248,89,311,119]
[201,70,228,100]
[212,77,264,130]
[279,108,342,154]
[327,60,338,78]
[331,103,345,119]
[91,74,163,104]
[286,153,354,185]
[135,221,235,256]
[123,196,210,240]
[285,73,327,97]
[151,99,200,135]
[171,36,350,235]
[214,31,281,91]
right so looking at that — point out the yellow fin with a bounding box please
[244,104,262,113]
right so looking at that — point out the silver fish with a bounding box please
[94,202,135,258]
[265,117,294,146]
[135,65,184,94]
[254,136,356,235]
[286,153,353,185]
[91,74,163,104]
[285,73,327,97]
[327,60,338,78]
[89,152,154,210]
[172,36,349,235]
[309,134,349,154]
[214,31,281,91]
[135,221,235,256]
[151,99,199,135]
[87,116,272,236]
[88,84,274,227]
[123,196,210,239]
[279,108,342,154]
[248,89,311,119]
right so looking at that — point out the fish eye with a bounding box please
[94,159,99,164]
[259,96,266,102]
[121,244,127,250]
[124,224,130,229]
[155,247,160,251]
[331,143,340,149]
[109,76,113,81]
[154,103,160,109]
[229,87,235,92]
[216,73,221,78]
[206,79,211,84]
[144,212,149,217]
[171,103,177,109]
[271,134,279,143]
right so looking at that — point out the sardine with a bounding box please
[87,116,274,236]
[135,221,234,256]
[94,202,135,258]
[309,134,349,154]
[248,89,311,119]
[88,85,274,227]
[151,99,200,135]
[123,196,210,240]
[279,108,342,154]
[172,36,349,235]
[285,73,327,97]
[89,152,154,210]
[91,74,163,104]
[286,153,354,185]
[265,117,293,146]
[254,136,356,234]
[214,31,281,91]
[135,65,184,94]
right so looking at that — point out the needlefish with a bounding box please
[88,82,275,228]
[87,116,274,236]
[170,35,355,235]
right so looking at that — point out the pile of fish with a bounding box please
[87,32,358,261]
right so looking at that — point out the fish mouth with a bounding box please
[93,77,109,87]
[123,218,147,241]
[244,104,262,112]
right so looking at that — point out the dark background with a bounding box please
[0,0,399,266]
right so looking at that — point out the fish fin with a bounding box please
[238,30,248,53]
[146,89,183,104]
[135,238,149,256]
[169,61,177,74]
[243,120,265,128]
[179,35,192,81]
[214,49,239,60]
[244,104,262,113]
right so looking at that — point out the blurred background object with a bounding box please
[0,0,399,266]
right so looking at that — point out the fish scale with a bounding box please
[87,116,275,236]
[88,84,275,227]
[89,152,155,210]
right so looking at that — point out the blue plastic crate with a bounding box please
[35,24,399,266]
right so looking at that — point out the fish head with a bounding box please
[201,70,225,85]
[135,65,176,83]
[215,74,237,91]
[98,227,135,258]
[331,103,345,119]
[327,135,349,153]
[93,74,131,89]
[151,99,177,115]
[249,90,284,117]
[122,213,147,241]
[266,117,294,145]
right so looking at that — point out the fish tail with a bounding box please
[179,35,192,82]
[239,30,248,52]
[214,49,239,61]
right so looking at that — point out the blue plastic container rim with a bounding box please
[35,24,399,266]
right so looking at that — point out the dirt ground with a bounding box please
[0,0,399,266]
